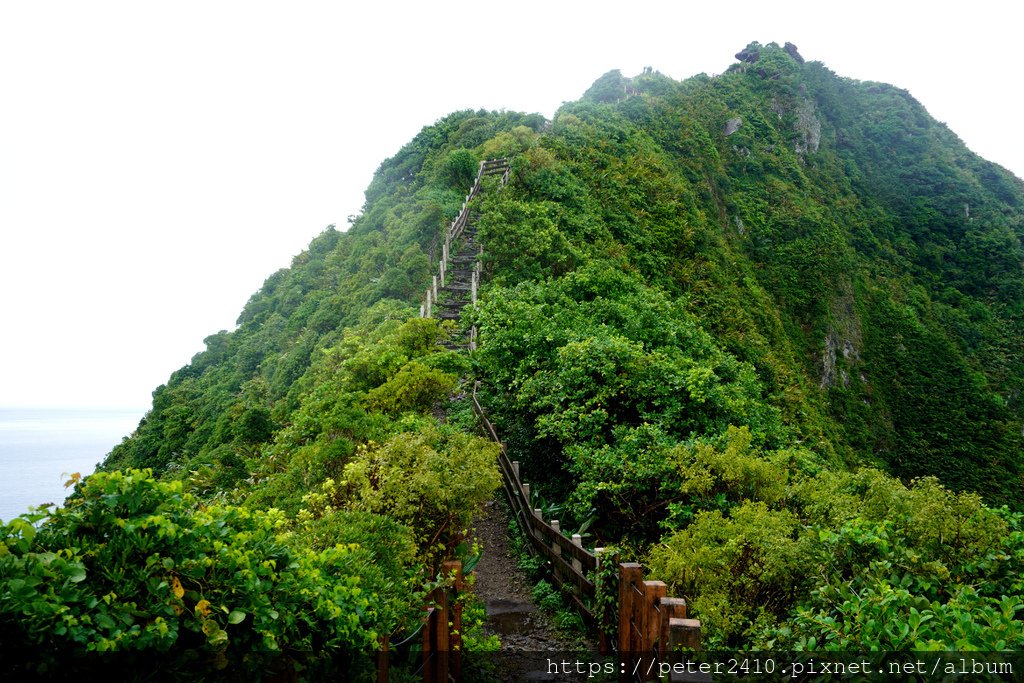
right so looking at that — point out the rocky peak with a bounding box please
[784,42,805,64]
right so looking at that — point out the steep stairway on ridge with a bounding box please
[421,160,592,671]
[420,158,509,350]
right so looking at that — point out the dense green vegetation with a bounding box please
[4,41,1024,664]
[1,470,382,677]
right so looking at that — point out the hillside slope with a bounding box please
[472,42,1023,509]
[92,42,1024,650]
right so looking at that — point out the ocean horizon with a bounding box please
[0,408,143,523]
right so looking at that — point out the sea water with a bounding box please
[0,408,142,523]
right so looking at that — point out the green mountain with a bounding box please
[108,42,1024,508]
[5,42,1023,665]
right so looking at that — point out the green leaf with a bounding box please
[228,610,246,625]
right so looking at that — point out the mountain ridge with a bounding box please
[84,40,1024,651]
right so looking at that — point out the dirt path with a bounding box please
[469,497,595,681]
[472,498,561,650]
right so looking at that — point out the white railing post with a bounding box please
[425,289,432,318]
[432,275,438,302]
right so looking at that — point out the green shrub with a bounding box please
[648,501,810,645]
[341,426,501,560]
[0,469,380,677]
[363,361,457,414]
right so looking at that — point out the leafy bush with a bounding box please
[363,360,457,414]
[648,502,809,645]
[341,425,501,560]
[295,491,425,638]
[0,470,380,677]
[475,262,787,536]
[648,465,1024,648]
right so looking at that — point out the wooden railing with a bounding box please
[471,381,702,678]
[420,158,509,325]
[422,560,464,683]
[618,564,702,681]
[377,560,464,683]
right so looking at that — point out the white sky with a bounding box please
[1,1,1021,412]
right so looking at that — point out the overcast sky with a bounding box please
[1,1,1021,412]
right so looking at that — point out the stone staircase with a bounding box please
[420,158,510,351]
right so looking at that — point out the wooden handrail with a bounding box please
[471,381,599,616]
[420,158,509,319]
[471,380,702,667]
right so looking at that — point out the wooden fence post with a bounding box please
[658,597,687,661]
[640,581,667,681]
[550,521,562,584]
[595,548,612,655]
[571,534,583,574]
[669,618,702,652]
[377,634,389,683]
[442,560,463,681]
[423,603,438,683]
[424,583,450,683]
[618,563,643,666]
